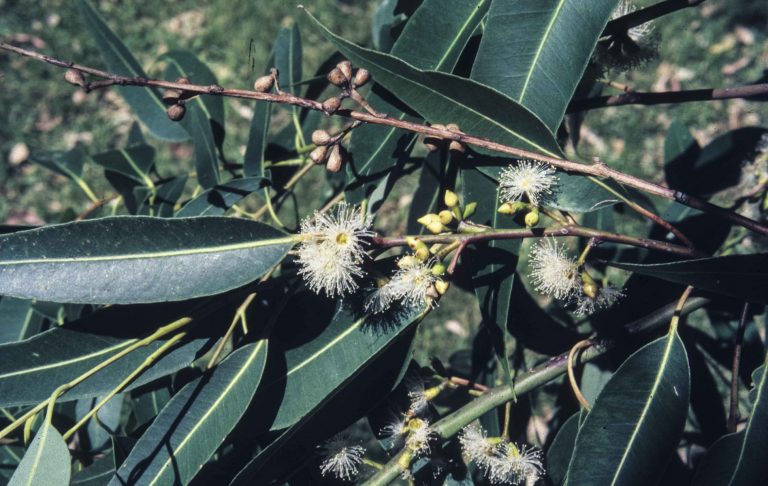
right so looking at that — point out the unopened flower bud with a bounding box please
[498,201,527,215]
[431,263,446,277]
[524,209,540,227]
[463,202,477,219]
[253,75,274,92]
[311,129,332,146]
[161,88,182,105]
[444,190,459,208]
[427,221,446,234]
[417,214,440,227]
[309,145,328,165]
[337,60,353,81]
[414,246,430,261]
[438,210,454,225]
[327,68,347,87]
[322,96,342,114]
[446,123,461,133]
[326,144,343,172]
[353,68,370,88]
[405,236,421,250]
[581,272,599,299]
[175,76,191,85]
[166,103,186,121]
[435,280,450,295]
[64,68,85,87]
[448,140,465,154]
[398,255,420,269]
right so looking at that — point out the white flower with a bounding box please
[365,257,436,313]
[318,434,366,481]
[490,442,545,485]
[459,424,500,472]
[529,238,580,300]
[404,418,433,457]
[612,0,654,42]
[573,285,625,316]
[498,160,557,206]
[380,412,409,442]
[297,203,374,297]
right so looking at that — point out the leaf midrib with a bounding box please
[517,0,567,103]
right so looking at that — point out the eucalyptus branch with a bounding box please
[602,0,705,38]
[372,224,702,258]
[568,82,768,113]
[364,293,708,485]
[1,41,765,236]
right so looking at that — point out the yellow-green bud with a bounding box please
[444,190,459,208]
[427,221,446,234]
[405,236,422,250]
[438,210,454,225]
[524,209,540,227]
[397,449,414,470]
[463,201,477,219]
[414,246,430,261]
[398,255,420,269]
[431,263,446,277]
[435,280,450,295]
[498,201,527,215]
[581,272,599,299]
[417,214,440,227]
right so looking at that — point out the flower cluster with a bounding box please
[365,256,437,314]
[297,203,373,298]
[459,424,544,485]
[318,433,367,481]
[498,160,558,207]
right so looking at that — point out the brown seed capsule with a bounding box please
[352,68,370,88]
[337,60,353,81]
[448,140,465,154]
[326,144,343,172]
[327,68,347,87]
[161,88,182,105]
[175,76,191,85]
[309,145,328,165]
[311,129,332,146]
[322,96,342,114]
[64,68,85,87]
[253,75,274,93]
[446,123,461,133]
[166,103,186,121]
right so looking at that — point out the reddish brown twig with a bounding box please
[728,302,750,432]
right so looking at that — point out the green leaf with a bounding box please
[71,454,115,486]
[471,0,619,131]
[273,25,302,97]
[547,412,583,485]
[607,254,768,305]
[725,358,768,484]
[29,145,87,180]
[303,8,562,160]
[691,431,745,486]
[564,331,690,485]
[259,302,423,430]
[76,0,187,142]
[8,423,71,486]
[109,340,268,486]
[243,54,272,180]
[346,0,490,210]
[135,174,188,217]
[176,177,267,217]
[161,51,224,188]
[75,394,124,449]
[0,297,43,344]
[90,145,155,186]
[664,120,698,164]
[0,216,294,304]
[0,304,211,407]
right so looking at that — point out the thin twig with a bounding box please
[567,339,595,411]
[602,0,706,38]
[2,41,765,235]
[728,302,750,432]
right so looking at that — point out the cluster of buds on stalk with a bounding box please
[416,189,476,235]
[423,123,467,154]
[309,128,347,173]
[161,76,195,121]
[322,59,371,115]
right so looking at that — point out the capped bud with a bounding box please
[443,190,459,208]
[417,214,440,227]
[309,145,328,165]
[423,384,444,401]
[64,68,85,87]
[448,140,465,154]
[166,103,186,121]
[426,286,440,300]
[337,60,353,81]
[438,210,454,225]
[430,124,446,131]
[352,68,370,88]
[405,236,422,250]
[322,96,342,114]
[429,243,443,254]
[311,129,332,146]
[427,221,446,234]
[414,246,430,261]
[398,255,420,269]
[524,209,540,227]
[446,123,461,133]
[326,144,343,172]
[327,68,347,87]
[463,201,477,219]
[435,280,450,295]
[431,263,446,277]
[497,201,527,215]
[253,75,274,92]
[161,88,182,105]
[581,272,599,299]
[175,76,191,85]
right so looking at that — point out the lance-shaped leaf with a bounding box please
[346,0,490,208]
[76,0,187,141]
[109,341,268,486]
[135,174,188,217]
[0,216,294,304]
[90,145,155,186]
[176,177,267,217]
[71,454,115,486]
[304,8,562,161]
[547,412,584,485]
[471,0,619,131]
[564,330,690,485]
[0,303,211,407]
[0,297,43,344]
[607,254,768,305]
[696,361,768,485]
[162,51,224,188]
[8,423,70,486]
